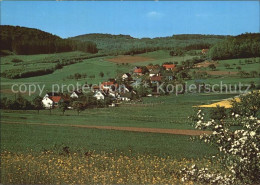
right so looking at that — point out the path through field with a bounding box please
[1,120,211,136]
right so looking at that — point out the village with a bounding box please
[42,63,178,109]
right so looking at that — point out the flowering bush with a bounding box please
[182,92,260,184]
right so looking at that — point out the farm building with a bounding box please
[70,90,83,98]
[163,64,176,71]
[150,76,163,83]
[42,96,63,108]
[93,90,106,100]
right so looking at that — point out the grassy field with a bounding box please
[1,93,237,129]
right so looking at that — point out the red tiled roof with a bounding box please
[150,76,162,81]
[134,68,142,73]
[163,64,176,69]
[50,96,62,103]
[92,85,100,89]
[102,81,114,86]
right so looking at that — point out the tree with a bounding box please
[224,64,231,69]
[72,101,85,115]
[182,93,260,184]
[59,102,68,115]
[250,70,258,78]
[209,105,227,120]
[32,96,43,114]
[236,66,242,70]
[230,91,260,117]
[208,64,216,71]
[99,72,104,78]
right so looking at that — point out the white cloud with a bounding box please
[146,11,164,19]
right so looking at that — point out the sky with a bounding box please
[1,1,259,38]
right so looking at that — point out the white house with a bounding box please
[42,96,62,108]
[93,91,105,100]
[42,97,54,108]
[122,73,131,81]
[70,90,83,98]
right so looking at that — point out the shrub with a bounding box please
[11,58,24,63]
[182,92,260,184]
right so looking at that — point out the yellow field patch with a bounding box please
[196,97,240,108]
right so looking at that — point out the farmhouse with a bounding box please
[93,90,106,100]
[44,92,59,98]
[146,65,160,71]
[150,76,162,84]
[133,67,143,76]
[70,90,83,98]
[42,95,63,108]
[149,69,161,77]
[201,49,209,54]
[163,64,176,71]
[122,73,131,81]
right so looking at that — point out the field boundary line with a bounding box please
[1,120,212,136]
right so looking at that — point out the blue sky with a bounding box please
[1,1,259,38]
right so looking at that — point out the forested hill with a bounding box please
[71,33,226,55]
[72,33,134,40]
[172,34,228,40]
[208,33,260,60]
[0,25,98,55]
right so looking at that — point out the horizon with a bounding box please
[1,1,259,38]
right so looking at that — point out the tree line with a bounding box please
[0,25,98,55]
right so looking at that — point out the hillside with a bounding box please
[0,25,98,55]
[70,33,226,55]
[208,33,260,60]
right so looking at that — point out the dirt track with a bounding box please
[1,120,212,136]
[106,56,154,63]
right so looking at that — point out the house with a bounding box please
[201,49,209,54]
[91,85,100,92]
[146,65,160,71]
[150,76,163,84]
[122,73,131,81]
[101,81,118,91]
[119,92,132,101]
[133,67,143,76]
[42,95,63,108]
[163,71,175,81]
[43,92,59,98]
[149,69,161,77]
[163,64,176,71]
[70,90,83,98]
[93,90,106,100]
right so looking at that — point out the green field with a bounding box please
[1,93,237,159]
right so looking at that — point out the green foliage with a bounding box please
[0,94,33,110]
[209,105,227,120]
[208,64,216,70]
[59,102,68,115]
[230,91,260,117]
[32,96,43,114]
